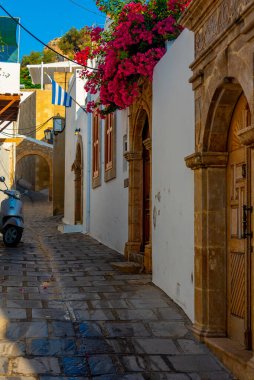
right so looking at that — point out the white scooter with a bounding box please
[0,176,24,247]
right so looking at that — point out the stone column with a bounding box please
[124,151,143,264]
[185,151,228,339]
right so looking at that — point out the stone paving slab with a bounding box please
[0,201,234,379]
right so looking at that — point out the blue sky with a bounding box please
[0,0,105,60]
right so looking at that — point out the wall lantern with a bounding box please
[44,128,52,142]
[75,128,81,135]
[53,114,65,135]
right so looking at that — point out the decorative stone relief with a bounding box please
[195,0,250,55]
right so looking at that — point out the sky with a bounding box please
[0,0,105,61]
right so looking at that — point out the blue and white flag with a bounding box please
[51,79,72,107]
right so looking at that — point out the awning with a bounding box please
[0,93,21,123]
[27,61,81,85]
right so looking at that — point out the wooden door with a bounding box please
[75,168,82,224]
[227,94,251,348]
[143,146,150,246]
[142,119,151,249]
[74,144,83,225]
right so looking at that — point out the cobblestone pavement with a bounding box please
[0,200,234,380]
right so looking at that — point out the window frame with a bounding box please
[92,112,101,188]
[104,112,116,182]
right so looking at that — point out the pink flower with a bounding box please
[77,0,188,114]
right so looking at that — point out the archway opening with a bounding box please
[16,154,51,202]
[73,142,83,225]
[126,106,152,272]
[142,116,151,251]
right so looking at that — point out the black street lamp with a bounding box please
[44,128,52,142]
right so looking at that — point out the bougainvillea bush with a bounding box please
[75,0,191,115]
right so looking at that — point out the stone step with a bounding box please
[110,261,142,274]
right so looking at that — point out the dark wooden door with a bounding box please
[143,146,150,246]
[142,119,151,249]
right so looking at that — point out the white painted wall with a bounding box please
[90,109,128,254]
[62,70,88,233]
[152,29,195,321]
[0,63,20,93]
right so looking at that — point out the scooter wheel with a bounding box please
[3,226,23,247]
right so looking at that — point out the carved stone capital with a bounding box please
[124,151,143,161]
[185,152,228,170]
[143,137,152,151]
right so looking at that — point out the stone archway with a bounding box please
[125,79,152,272]
[16,138,53,200]
[181,0,254,377]
[72,137,83,225]
[185,80,253,345]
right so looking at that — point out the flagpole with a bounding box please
[64,70,86,112]
[70,97,87,113]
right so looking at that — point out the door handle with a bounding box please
[242,204,253,239]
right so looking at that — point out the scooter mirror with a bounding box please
[0,176,5,183]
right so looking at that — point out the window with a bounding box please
[92,113,101,188]
[104,113,116,182]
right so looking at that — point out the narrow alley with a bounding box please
[0,200,233,380]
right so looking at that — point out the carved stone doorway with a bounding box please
[185,82,254,352]
[125,84,152,273]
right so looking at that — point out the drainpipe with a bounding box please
[85,93,91,233]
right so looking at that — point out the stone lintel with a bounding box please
[124,151,143,161]
[185,152,228,170]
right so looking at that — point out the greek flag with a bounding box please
[51,79,72,107]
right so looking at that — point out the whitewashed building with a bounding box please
[152,30,195,320]
[62,30,195,320]
[61,69,128,254]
